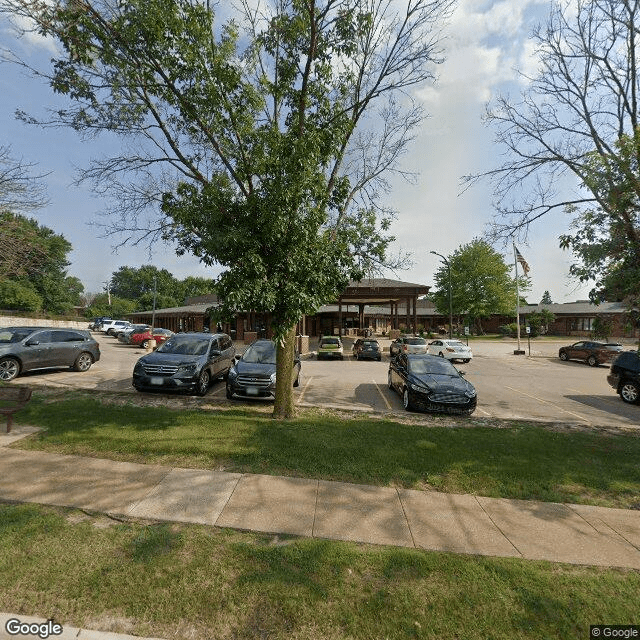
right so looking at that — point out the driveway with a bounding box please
[7,333,640,429]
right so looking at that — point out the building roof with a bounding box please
[520,301,627,315]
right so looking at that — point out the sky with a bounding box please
[0,0,594,304]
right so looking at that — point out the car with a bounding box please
[226,338,301,399]
[427,339,473,363]
[0,326,100,381]
[317,336,344,360]
[352,338,382,361]
[117,324,151,343]
[132,332,235,396]
[558,341,623,367]
[388,353,477,415]
[89,317,111,331]
[100,320,132,336]
[607,350,640,404]
[129,328,174,349]
[389,336,428,357]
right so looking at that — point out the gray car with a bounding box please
[0,326,101,381]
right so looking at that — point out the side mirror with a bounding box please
[210,349,221,357]
[25,339,39,346]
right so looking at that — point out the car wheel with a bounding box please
[377,356,381,362]
[293,369,300,387]
[620,380,640,404]
[587,355,598,367]
[388,370,394,390]
[402,387,414,411]
[141,339,150,349]
[463,359,470,364]
[559,352,568,361]
[0,357,20,381]
[73,352,93,372]
[438,352,444,358]
[196,369,210,396]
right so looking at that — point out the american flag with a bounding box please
[515,247,530,275]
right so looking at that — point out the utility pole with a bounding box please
[430,251,453,339]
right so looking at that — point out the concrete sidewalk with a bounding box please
[2,424,640,638]
[2,425,640,568]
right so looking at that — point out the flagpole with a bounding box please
[513,241,521,352]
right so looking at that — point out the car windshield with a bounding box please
[406,338,426,345]
[0,328,36,344]
[157,337,209,356]
[409,358,458,376]
[362,340,379,347]
[242,341,277,364]
[321,338,340,346]
[445,340,465,347]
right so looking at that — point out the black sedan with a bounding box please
[226,339,300,399]
[388,354,477,415]
[132,332,235,396]
[352,338,382,361]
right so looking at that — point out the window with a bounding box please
[570,317,595,331]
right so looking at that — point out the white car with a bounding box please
[427,339,473,363]
[100,320,132,335]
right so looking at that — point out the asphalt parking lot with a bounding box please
[9,332,640,429]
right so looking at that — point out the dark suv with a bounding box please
[0,326,100,381]
[607,350,640,404]
[132,332,235,396]
[226,339,301,399]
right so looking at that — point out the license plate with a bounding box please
[150,377,164,385]
[247,387,259,396]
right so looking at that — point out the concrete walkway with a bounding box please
[2,424,640,638]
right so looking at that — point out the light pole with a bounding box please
[431,251,453,339]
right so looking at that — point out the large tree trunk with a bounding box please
[273,325,297,419]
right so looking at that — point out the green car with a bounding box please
[317,336,344,360]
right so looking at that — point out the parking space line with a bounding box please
[372,379,393,410]
[297,376,313,405]
[505,386,592,424]
[475,406,490,416]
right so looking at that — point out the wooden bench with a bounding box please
[0,386,32,434]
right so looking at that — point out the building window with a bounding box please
[570,317,595,331]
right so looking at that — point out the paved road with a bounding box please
[9,333,640,428]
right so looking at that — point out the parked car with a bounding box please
[89,317,111,331]
[607,350,640,404]
[132,332,235,396]
[558,341,623,367]
[317,336,344,360]
[427,339,473,363]
[388,353,477,414]
[389,336,428,357]
[226,338,301,399]
[352,338,382,361]
[117,324,150,343]
[100,320,132,336]
[0,326,100,381]
[129,328,174,349]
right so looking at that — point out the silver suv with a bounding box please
[0,326,101,381]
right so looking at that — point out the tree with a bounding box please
[526,309,555,337]
[3,0,454,417]
[431,239,528,334]
[541,290,552,305]
[0,212,83,314]
[0,144,48,214]
[468,0,640,307]
[110,265,179,309]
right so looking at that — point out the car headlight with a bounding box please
[270,373,277,383]
[228,367,238,379]
[409,382,428,392]
[177,363,197,373]
[465,388,477,398]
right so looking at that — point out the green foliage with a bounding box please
[432,239,528,331]
[526,310,555,337]
[559,129,640,308]
[541,290,552,304]
[86,294,137,318]
[0,212,82,313]
[592,316,614,341]
[0,280,43,312]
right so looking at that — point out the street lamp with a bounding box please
[430,251,453,339]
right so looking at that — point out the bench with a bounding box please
[0,386,33,434]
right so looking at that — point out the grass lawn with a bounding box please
[1,502,639,640]
[13,389,640,508]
